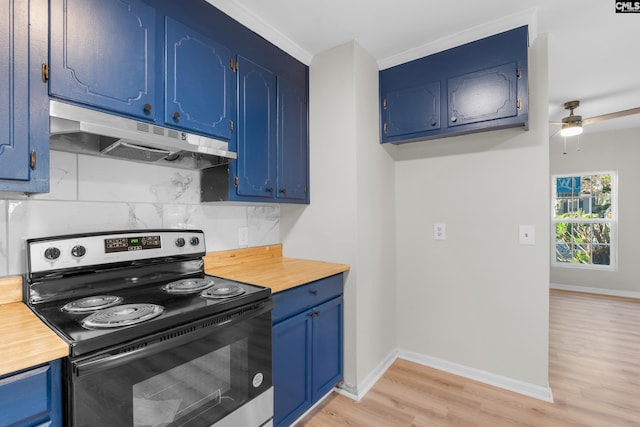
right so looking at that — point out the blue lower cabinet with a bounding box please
[0,359,63,427]
[272,275,344,427]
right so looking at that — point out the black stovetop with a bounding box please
[31,274,270,357]
[25,230,271,358]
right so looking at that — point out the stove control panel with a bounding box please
[28,230,206,274]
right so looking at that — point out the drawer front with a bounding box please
[272,274,343,324]
[0,364,51,426]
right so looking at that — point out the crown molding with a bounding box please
[378,8,538,70]
[205,0,313,65]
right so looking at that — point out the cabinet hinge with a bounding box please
[304,96,307,105]
[230,59,238,72]
[230,119,234,133]
[517,98,522,110]
[383,122,387,135]
[41,63,49,83]
[304,185,307,193]
[516,67,522,79]
[233,176,238,188]
[30,151,37,170]
[383,98,387,110]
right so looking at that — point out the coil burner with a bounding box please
[62,295,124,313]
[81,304,164,329]
[162,278,216,294]
[201,283,246,300]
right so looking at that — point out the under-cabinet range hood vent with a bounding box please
[49,100,236,170]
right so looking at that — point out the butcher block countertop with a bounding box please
[0,276,69,377]
[204,244,350,294]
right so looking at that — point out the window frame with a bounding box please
[551,171,618,271]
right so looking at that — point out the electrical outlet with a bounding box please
[238,227,249,247]
[434,223,446,240]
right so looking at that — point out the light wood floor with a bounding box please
[297,290,640,426]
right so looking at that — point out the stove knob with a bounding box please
[44,247,61,260]
[175,238,186,247]
[190,236,200,246]
[71,245,86,258]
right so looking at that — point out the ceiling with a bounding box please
[207,0,640,136]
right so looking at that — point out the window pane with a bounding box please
[555,223,570,243]
[592,223,610,244]
[592,245,610,265]
[555,243,572,263]
[574,243,591,264]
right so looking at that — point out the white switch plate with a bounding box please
[238,227,249,247]
[434,223,446,240]
[519,225,535,245]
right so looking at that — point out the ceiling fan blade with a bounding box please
[583,107,640,126]
[549,121,564,125]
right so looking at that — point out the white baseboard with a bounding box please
[337,348,554,404]
[335,349,399,401]
[551,282,640,299]
[397,349,554,403]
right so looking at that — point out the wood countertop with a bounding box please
[0,276,69,377]
[204,244,349,294]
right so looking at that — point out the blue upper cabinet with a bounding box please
[235,55,277,198]
[447,62,519,127]
[277,76,309,202]
[165,17,232,139]
[49,0,157,120]
[0,0,49,193]
[384,81,441,138]
[380,26,528,144]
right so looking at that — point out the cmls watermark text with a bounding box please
[616,1,640,12]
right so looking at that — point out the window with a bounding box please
[552,172,616,269]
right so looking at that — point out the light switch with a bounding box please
[519,225,535,245]
[434,223,446,240]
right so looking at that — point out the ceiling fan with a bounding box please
[551,100,640,137]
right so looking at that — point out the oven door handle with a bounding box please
[73,299,273,377]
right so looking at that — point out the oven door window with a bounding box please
[69,309,272,427]
[132,339,246,426]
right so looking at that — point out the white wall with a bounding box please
[0,151,280,277]
[550,127,640,295]
[391,35,550,389]
[280,41,397,393]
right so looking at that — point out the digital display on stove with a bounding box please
[104,235,161,253]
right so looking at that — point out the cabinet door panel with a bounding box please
[165,17,231,139]
[273,311,312,427]
[236,56,276,198]
[49,0,156,119]
[384,81,440,137]
[0,0,49,192]
[447,62,518,127]
[277,76,308,202]
[312,296,343,401]
[0,0,29,181]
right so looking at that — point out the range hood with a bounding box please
[49,100,236,170]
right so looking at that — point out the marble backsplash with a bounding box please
[0,151,280,277]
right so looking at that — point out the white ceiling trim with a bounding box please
[205,0,314,65]
[378,8,539,70]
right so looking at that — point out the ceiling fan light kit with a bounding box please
[552,99,640,138]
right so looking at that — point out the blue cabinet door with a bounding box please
[276,76,308,202]
[0,360,62,427]
[49,0,157,120]
[447,62,519,127]
[273,309,313,427]
[311,296,343,402]
[0,0,49,193]
[236,55,277,198]
[165,17,232,139]
[383,81,441,138]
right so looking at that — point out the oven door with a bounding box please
[66,300,273,427]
